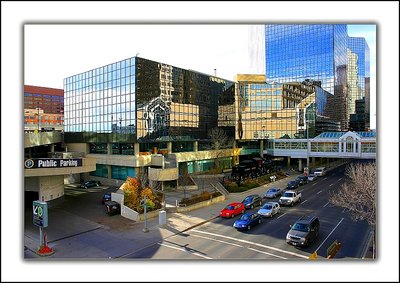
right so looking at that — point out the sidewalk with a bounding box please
[25,160,349,259]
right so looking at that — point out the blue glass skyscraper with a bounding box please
[265,24,348,95]
[348,36,370,123]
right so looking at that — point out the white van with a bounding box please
[313,167,326,176]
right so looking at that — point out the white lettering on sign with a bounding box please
[60,159,78,167]
[33,206,43,217]
[38,159,58,167]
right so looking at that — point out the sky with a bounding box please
[23,24,377,128]
[2,1,399,283]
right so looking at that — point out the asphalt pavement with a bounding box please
[24,160,373,259]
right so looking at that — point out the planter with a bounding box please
[177,195,225,213]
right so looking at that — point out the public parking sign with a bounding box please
[33,201,48,227]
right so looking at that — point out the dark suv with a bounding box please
[286,215,320,247]
[80,180,101,189]
[296,176,308,186]
[286,180,300,190]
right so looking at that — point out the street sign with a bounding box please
[33,200,48,227]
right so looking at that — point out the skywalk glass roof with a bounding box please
[315,131,376,139]
[356,131,376,138]
[315,132,346,139]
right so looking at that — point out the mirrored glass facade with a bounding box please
[265,24,348,95]
[64,57,137,140]
[64,57,235,144]
[235,75,335,140]
[347,36,370,118]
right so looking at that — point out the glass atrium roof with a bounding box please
[315,131,376,139]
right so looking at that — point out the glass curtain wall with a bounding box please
[136,57,235,142]
[64,57,137,141]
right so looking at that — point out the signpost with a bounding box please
[32,201,54,256]
[141,196,149,233]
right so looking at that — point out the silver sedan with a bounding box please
[257,202,281,218]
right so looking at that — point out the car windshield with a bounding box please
[240,214,251,221]
[225,205,234,210]
[283,192,294,197]
[292,223,309,232]
[288,181,296,185]
[261,204,272,210]
[269,188,277,193]
[244,196,253,202]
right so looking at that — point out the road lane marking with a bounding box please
[323,177,328,181]
[158,243,212,259]
[338,178,343,181]
[248,247,287,259]
[312,183,317,186]
[323,202,330,208]
[329,184,334,187]
[315,218,344,252]
[317,190,322,194]
[193,234,288,259]
[191,229,309,259]
[190,234,243,248]
[277,212,287,219]
[300,200,308,205]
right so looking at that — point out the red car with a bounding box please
[220,202,245,218]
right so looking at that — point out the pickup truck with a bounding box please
[278,190,301,206]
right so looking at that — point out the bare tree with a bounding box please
[329,161,377,257]
[208,127,234,171]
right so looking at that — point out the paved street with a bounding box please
[24,160,373,260]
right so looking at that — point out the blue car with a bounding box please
[233,212,262,231]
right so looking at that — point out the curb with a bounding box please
[180,215,220,233]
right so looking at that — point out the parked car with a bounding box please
[264,187,283,199]
[102,192,112,204]
[233,212,262,231]
[286,180,300,190]
[313,167,326,177]
[104,201,121,216]
[257,202,280,218]
[220,202,245,218]
[296,176,308,186]
[286,215,320,247]
[307,174,317,182]
[80,180,101,189]
[241,194,263,209]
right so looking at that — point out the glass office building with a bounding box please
[235,75,335,141]
[347,37,370,98]
[348,36,370,129]
[64,56,235,149]
[265,24,348,95]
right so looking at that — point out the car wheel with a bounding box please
[242,210,245,214]
[291,202,294,207]
[231,214,235,218]
[299,197,302,203]
[251,205,254,209]
[259,219,262,224]
[259,201,262,206]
